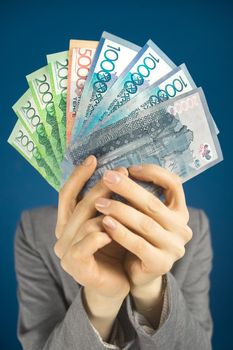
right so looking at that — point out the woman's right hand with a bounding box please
[54,155,130,303]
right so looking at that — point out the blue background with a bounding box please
[0,0,232,349]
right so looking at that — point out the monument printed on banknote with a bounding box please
[61,88,222,195]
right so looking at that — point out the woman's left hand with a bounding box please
[95,164,193,293]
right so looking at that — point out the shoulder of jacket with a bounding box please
[19,206,58,248]
[185,206,211,260]
[187,206,210,233]
[21,206,57,227]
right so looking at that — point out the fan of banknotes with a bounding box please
[8,31,223,195]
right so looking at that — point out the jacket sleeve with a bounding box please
[14,211,134,350]
[124,209,213,350]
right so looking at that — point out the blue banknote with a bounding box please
[92,64,195,132]
[91,63,219,135]
[69,31,141,144]
[61,88,222,196]
[81,39,176,136]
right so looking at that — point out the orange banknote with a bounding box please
[66,40,98,144]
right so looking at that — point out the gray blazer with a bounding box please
[14,206,213,350]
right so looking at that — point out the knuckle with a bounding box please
[67,245,84,263]
[160,253,173,273]
[145,193,160,215]
[91,231,104,245]
[173,242,185,260]
[184,225,193,241]
[135,237,147,256]
[165,256,174,272]
[60,256,68,272]
[178,224,192,242]
[53,241,62,259]
[140,216,155,235]
[70,246,82,261]
[83,220,94,233]
[160,251,174,272]
[55,226,60,239]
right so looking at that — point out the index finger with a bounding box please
[56,155,97,238]
[54,166,129,258]
[129,164,188,216]
[102,169,171,226]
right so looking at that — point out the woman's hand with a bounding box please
[54,155,130,301]
[94,164,193,294]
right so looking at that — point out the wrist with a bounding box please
[82,286,125,319]
[130,276,164,299]
[130,275,167,329]
[82,287,125,342]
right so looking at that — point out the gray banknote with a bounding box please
[61,88,222,196]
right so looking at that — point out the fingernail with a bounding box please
[103,216,117,230]
[103,170,121,184]
[82,155,95,167]
[130,164,143,171]
[95,198,111,208]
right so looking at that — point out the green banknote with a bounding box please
[8,120,60,191]
[26,66,63,163]
[47,51,68,155]
[12,89,61,180]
